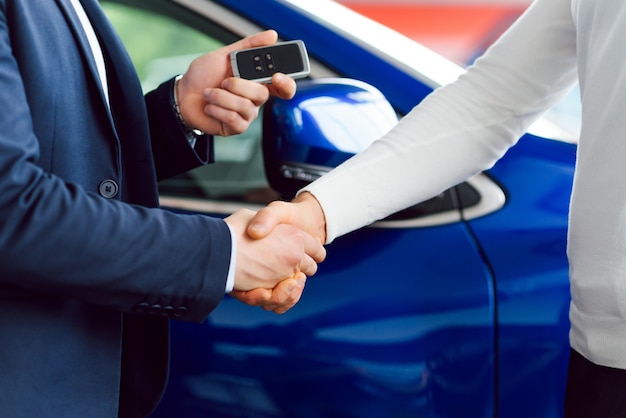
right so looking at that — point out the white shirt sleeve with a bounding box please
[302,0,578,243]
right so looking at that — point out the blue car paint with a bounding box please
[147,1,576,416]
[466,135,575,418]
[155,223,496,418]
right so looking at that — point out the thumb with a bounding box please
[247,201,291,239]
[222,30,278,55]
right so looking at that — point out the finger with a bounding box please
[260,277,297,310]
[221,77,271,107]
[267,73,297,99]
[258,274,306,313]
[202,103,251,136]
[270,275,306,314]
[229,275,306,313]
[204,86,262,120]
[229,288,273,306]
[298,253,319,278]
[302,230,327,264]
[202,92,260,135]
[247,201,292,239]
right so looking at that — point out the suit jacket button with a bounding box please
[133,302,150,314]
[161,306,175,318]
[172,306,188,319]
[99,179,119,199]
[147,304,162,315]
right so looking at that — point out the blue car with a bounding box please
[102,1,578,417]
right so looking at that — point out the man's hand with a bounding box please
[228,193,327,313]
[230,274,307,314]
[224,209,326,292]
[175,30,297,137]
[248,192,327,244]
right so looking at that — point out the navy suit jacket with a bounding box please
[0,0,231,416]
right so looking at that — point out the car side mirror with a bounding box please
[263,78,398,199]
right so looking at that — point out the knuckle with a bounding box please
[205,88,222,104]
[224,117,247,134]
[237,208,254,216]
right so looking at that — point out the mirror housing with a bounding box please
[263,78,398,199]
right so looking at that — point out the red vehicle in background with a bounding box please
[338,0,531,65]
[338,0,581,140]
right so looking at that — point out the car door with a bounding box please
[102,1,497,417]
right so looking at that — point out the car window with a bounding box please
[102,0,498,224]
[101,1,223,92]
[103,0,273,205]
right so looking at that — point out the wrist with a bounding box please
[294,191,327,244]
[173,75,203,143]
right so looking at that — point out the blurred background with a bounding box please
[337,0,532,65]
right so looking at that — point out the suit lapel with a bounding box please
[77,0,156,205]
[54,0,111,114]
[55,0,151,150]
[78,0,146,112]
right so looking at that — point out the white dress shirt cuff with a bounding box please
[224,223,236,293]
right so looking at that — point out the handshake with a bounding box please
[224,192,326,314]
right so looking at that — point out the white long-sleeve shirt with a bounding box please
[303,0,626,369]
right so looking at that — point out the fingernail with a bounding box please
[297,277,306,287]
[274,73,285,83]
[248,223,266,234]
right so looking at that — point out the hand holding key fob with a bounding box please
[231,40,310,83]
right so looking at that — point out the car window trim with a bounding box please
[160,173,505,229]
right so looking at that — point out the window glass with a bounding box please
[101,2,222,92]
[102,1,272,204]
[101,1,484,220]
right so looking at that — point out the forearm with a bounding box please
[302,0,578,242]
[145,77,214,180]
